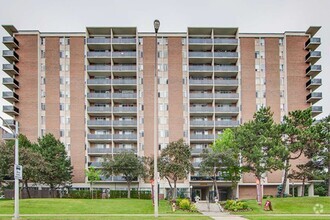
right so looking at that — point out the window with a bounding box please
[279,38,284,46]
[280,64,284,72]
[41,116,45,125]
[60,129,64,137]
[158,91,167,98]
[41,103,46,110]
[182,64,187,72]
[41,38,45,45]
[60,103,65,111]
[41,50,45,58]
[41,64,45,71]
[260,38,265,46]
[260,51,265,59]
[255,64,260,72]
[280,50,284,58]
[182,38,186,45]
[60,116,65,124]
[41,90,46,98]
[66,117,70,124]
[65,77,70,85]
[65,51,70,58]
[41,77,46,85]
[60,51,65,58]
[260,64,265,72]
[138,65,143,71]
[138,38,143,45]
[60,76,64,85]
[60,91,65,98]
[255,51,260,58]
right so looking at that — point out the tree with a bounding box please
[37,133,73,197]
[85,167,101,199]
[212,128,246,199]
[102,152,145,198]
[0,141,14,189]
[288,162,314,196]
[279,109,315,197]
[236,107,284,204]
[158,139,193,200]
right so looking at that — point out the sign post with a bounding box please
[14,165,23,180]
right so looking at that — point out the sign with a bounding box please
[14,165,22,180]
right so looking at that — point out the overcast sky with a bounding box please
[0,0,329,122]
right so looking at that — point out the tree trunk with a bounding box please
[25,180,31,198]
[256,176,262,205]
[214,172,219,200]
[280,160,290,198]
[91,182,93,199]
[301,178,305,197]
[173,178,177,200]
[231,182,237,200]
[127,181,131,199]
[165,176,173,200]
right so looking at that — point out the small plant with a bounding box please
[179,198,191,210]
[224,199,249,212]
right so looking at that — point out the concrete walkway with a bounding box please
[195,201,247,220]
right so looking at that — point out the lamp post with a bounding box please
[153,19,160,218]
[0,117,19,220]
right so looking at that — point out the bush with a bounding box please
[263,195,274,199]
[224,200,249,212]
[179,198,191,210]
[64,189,151,199]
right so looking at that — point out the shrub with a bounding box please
[263,195,274,199]
[224,200,249,212]
[179,198,191,210]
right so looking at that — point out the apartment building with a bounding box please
[1,25,322,199]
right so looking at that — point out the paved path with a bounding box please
[195,202,247,220]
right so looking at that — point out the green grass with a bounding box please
[237,197,330,215]
[0,198,210,220]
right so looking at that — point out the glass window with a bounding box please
[255,51,260,58]
[41,38,45,45]
[41,50,45,58]
[41,103,46,110]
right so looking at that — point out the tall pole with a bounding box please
[153,19,160,218]
[13,122,19,220]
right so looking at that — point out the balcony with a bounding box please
[306,65,322,77]
[190,176,225,181]
[113,107,137,115]
[2,132,15,140]
[87,106,111,116]
[189,107,213,115]
[189,79,213,86]
[3,119,15,129]
[112,65,136,73]
[87,93,111,102]
[189,38,212,44]
[113,120,137,128]
[3,64,19,77]
[311,106,322,117]
[88,148,112,154]
[3,50,19,62]
[87,65,111,76]
[306,92,322,104]
[214,93,239,103]
[215,120,239,127]
[87,134,112,143]
[305,38,321,50]
[214,107,239,116]
[112,79,136,86]
[87,120,112,128]
[190,121,214,128]
[113,148,137,153]
[189,52,212,64]
[191,148,204,155]
[214,52,238,64]
[214,38,238,51]
[87,51,111,64]
[112,93,137,100]
[214,79,238,90]
[112,176,137,182]
[306,78,322,90]
[3,105,19,116]
[190,134,215,141]
[99,176,112,181]
[190,93,213,99]
[89,162,103,168]
[3,36,19,49]
[189,65,213,73]
[214,65,238,77]
[3,78,19,89]
[305,51,321,64]
[113,134,137,142]
[112,51,136,64]
[86,38,111,50]
[3,91,19,102]
[112,38,136,51]
[87,79,111,89]
[192,162,201,168]
[189,38,212,51]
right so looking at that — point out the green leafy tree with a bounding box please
[279,109,315,197]
[102,152,145,198]
[212,128,247,199]
[288,162,314,196]
[159,139,193,200]
[236,107,284,204]
[37,133,73,197]
[85,167,101,199]
[0,141,14,189]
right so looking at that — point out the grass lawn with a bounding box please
[0,198,210,220]
[231,197,330,220]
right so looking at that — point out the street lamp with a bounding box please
[0,117,19,220]
[153,19,160,218]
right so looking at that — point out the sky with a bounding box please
[0,0,329,122]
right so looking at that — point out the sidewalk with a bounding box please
[201,211,247,220]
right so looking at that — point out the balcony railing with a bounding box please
[112,51,136,58]
[190,134,215,140]
[112,176,137,181]
[214,107,239,112]
[215,120,239,126]
[112,65,136,71]
[190,107,213,113]
[214,52,238,58]
[3,50,19,61]
[87,38,111,44]
[192,162,201,167]
[113,120,137,126]
[3,91,19,101]
[87,79,111,85]
[214,38,238,44]
[113,134,137,140]
[311,106,322,113]
[191,148,204,154]
[190,121,214,126]
[214,65,238,72]
[87,93,111,99]
[189,79,213,85]
[305,51,321,63]
[3,119,15,127]
[214,79,238,85]
[189,65,213,72]
[190,93,213,99]
[112,93,136,99]
[306,92,322,102]
[112,79,137,85]
[87,120,112,126]
[89,162,103,167]
[3,36,19,48]
[190,176,225,181]
[3,105,19,115]
[2,133,15,140]
[87,51,111,57]
[214,93,239,99]
[189,52,213,58]
[112,38,136,44]
[87,106,111,112]
[113,107,137,113]
[188,38,212,44]
[87,65,111,71]
[3,78,19,88]
[87,134,112,140]
[113,148,137,153]
[305,37,321,49]
[88,148,112,154]
[306,78,322,89]
[306,65,322,77]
